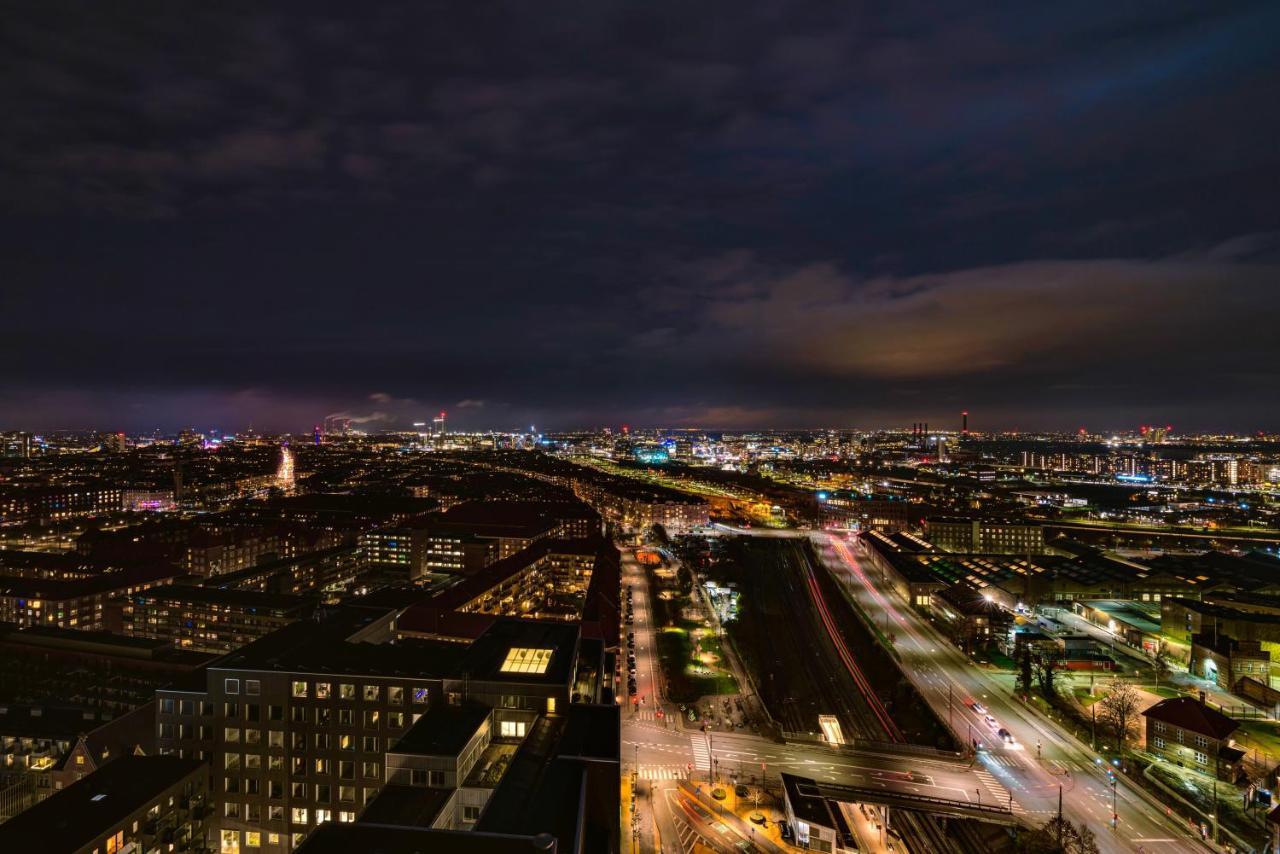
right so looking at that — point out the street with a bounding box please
[816,532,1212,853]
[620,541,1020,853]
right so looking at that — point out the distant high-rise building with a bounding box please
[323,415,352,435]
[1,431,32,459]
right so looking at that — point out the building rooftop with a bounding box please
[553,704,620,761]
[1079,600,1160,635]
[130,583,309,613]
[475,707,620,851]
[459,618,580,685]
[212,607,466,679]
[1142,697,1239,741]
[355,785,455,829]
[391,701,491,757]
[397,538,611,642]
[297,824,559,854]
[1166,597,1280,626]
[0,564,177,601]
[0,755,203,851]
[781,773,854,837]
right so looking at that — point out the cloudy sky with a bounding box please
[2,2,1278,433]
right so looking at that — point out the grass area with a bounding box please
[655,626,738,703]
[1236,720,1280,765]
[984,649,1017,671]
[1072,687,1103,708]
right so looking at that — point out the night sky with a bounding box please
[3,3,1279,433]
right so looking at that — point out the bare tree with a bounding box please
[1098,680,1143,749]
[1019,815,1101,854]
[1074,823,1099,854]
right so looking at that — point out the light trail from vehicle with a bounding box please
[799,549,903,741]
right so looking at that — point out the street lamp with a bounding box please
[1108,770,1117,829]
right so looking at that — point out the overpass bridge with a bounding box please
[781,770,1022,854]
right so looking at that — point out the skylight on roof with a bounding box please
[499,647,553,675]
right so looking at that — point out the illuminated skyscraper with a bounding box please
[276,443,295,491]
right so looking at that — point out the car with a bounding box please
[984,714,999,730]
[969,701,986,714]
[998,728,1015,744]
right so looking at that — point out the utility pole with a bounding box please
[1057,785,1064,849]
[708,728,714,785]
[1212,767,1220,845]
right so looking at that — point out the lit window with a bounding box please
[498,647,553,675]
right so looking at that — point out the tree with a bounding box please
[1017,644,1035,696]
[1033,653,1062,699]
[1098,680,1143,749]
[1075,824,1099,854]
[1019,815,1101,854]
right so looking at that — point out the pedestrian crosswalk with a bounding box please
[973,767,1026,815]
[690,734,711,771]
[636,763,687,781]
[632,709,661,722]
[986,753,1024,770]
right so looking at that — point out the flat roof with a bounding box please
[130,583,308,612]
[391,701,490,757]
[356,785,453,829]
[460,619,579,685]
[297,823,557,853]
[0,755,203,851]
[0,564,177,600]
[213,609,467,679]
[1079,600,1160,634]
[554,704,619,762]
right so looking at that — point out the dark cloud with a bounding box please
[1,2,1278,431]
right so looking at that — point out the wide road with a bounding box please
[621,541,1014,852]
[815,532,1211,854]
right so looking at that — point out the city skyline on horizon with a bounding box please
[4,412,1276,439]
